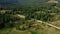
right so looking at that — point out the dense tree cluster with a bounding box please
[0,3,60,31]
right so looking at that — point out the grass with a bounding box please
[0,27,13,34]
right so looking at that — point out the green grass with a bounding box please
[0,27,13,34]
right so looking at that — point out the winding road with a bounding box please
[17,14,60,30]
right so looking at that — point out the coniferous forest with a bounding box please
[0,2,60,34]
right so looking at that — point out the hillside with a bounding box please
[0,2,60,34]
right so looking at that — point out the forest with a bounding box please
[0,3,60,34]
